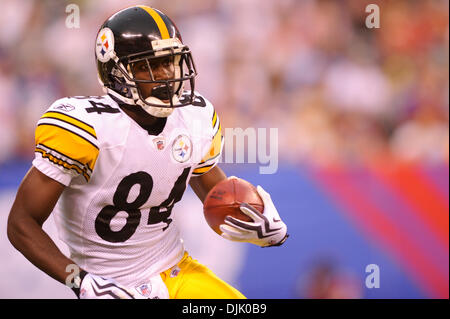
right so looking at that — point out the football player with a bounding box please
[7,6,288,299]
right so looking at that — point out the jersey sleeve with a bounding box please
[192,105,224,176]
[32,98,100,185]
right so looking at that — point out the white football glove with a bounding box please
[219,185,288,247]
[76,272,169,299]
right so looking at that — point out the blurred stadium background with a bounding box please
[0,0,448,299]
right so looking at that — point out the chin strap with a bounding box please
[139,96,177,118]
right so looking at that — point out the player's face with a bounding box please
[132,56,175,102]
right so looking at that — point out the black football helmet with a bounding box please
[95,6,197,117]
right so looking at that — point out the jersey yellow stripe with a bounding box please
[212,111,218,128]
[41,112,96,138]
[37,143,91,172]
[200,123,222,163]
[215,122,221,137]
[35,148,82,174]
[193,164,214,174]
[36,124,99,171]
[35,148,90,181]
[138,6,170,39]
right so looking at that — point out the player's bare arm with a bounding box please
[7,166,163,299]
[7,167,75,284]
[189,165,227,203]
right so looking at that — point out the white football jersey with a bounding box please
[32,92,223,287]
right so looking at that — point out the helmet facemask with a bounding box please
[107,38,197,117]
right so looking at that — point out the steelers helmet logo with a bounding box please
[172,135,192,163]
[96,28,114,62]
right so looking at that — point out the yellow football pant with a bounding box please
[160,252,246,299]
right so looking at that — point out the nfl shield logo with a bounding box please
[136,283,152,298]
[153,137,165,151]
[170,266,181,278]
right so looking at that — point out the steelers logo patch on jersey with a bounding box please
[172,135,192,163]
[96,27,115,62]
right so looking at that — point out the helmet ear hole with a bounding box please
[109,65,134,98]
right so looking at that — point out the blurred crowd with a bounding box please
[0,0,448,166]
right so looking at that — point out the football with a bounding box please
[203,177,264,235]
